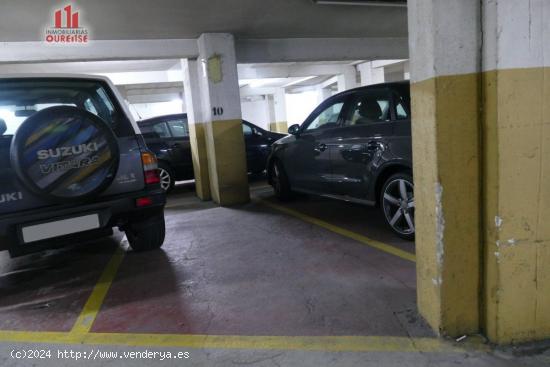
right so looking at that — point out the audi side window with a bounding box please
[394,93,410,120]
[153,122,171,138]
[396,104,407,119]
[343,92,392,127]
[167,119,189,138]
[305,102,344,131]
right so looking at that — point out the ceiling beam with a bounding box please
[0,37,408,64]
[122,85,184,97]
[237,64,355,79]
[319,76,339,89]
[126,94,181,104]
[235,37,409,63]
[239,86,281,97]
[0,39,198,64]
[99,70,182,85]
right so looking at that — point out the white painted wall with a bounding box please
[408,0,480,82]
[286,91,320,126]
[384,70,405,82]
[241,98,270,130]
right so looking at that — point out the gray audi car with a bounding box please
[267,81,414,239]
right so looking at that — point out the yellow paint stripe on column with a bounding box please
[269,122,288,133]
[188,122,211,200]
[482,67,550,343]
[206,119,250,205]
[411,73,482,337]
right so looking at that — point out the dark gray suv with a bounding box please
[0,75,166,257]
[267,82,414,239]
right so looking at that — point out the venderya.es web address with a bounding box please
[11,349,191,361]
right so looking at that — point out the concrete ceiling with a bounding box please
[0,0,408,42]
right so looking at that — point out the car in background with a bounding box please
[0,75,166,257]
[138,114,285,191]
[267,81,414,240]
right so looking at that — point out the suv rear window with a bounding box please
[0,78,132,136]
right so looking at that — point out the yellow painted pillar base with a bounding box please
[412,67,550,344]
[188,122,211,201]
[482,67,550,344]
[409,0,550,345]
[205,119,250,206]
[411,74,481,337]
[269,121,288,134]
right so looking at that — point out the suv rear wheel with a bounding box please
[125,211,166,251]
[380,173,415,240]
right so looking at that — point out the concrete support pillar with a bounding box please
[317,87,332,104]
[337,66,358,92]
[358,62,385,86]
[481,0,550,344]
[410,0,550,344]
[268,88,288,133]
[197,33,250,205]
[182,58,211,201]
[408,0,482,338]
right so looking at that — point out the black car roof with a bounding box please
[138,113,188,125]
[138,113,260,128]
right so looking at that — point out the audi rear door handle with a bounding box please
[366,141,383,151]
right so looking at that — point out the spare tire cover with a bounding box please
[10,106,120,201]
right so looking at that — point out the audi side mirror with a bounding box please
[288,124,301,135]
[0,119,6,136]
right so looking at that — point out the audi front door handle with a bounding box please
[314,143,327,153]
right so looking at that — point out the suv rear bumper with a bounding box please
[0,188,165,256]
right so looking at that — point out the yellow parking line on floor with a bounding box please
[261,200,416,263]
[70,245,126,335]
[81,333,463,353]
[0,331,76,344]
[0,330,488,353]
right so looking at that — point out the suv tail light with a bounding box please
[141,151,160,185]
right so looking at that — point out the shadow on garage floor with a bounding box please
[0,233,123,331]
[3,179,550,367]
[90,178,429,337]
[0,176,429,338]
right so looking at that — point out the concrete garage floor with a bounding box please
[0,179,548,366]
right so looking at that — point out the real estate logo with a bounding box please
[45,4,89,44]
